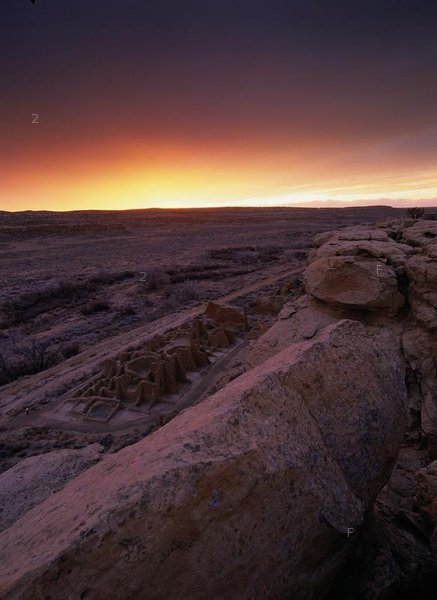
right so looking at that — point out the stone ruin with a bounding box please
[67,304,246,423]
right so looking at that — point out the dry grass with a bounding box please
[1,271,133,327]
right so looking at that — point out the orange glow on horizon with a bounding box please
[2,137,437,211]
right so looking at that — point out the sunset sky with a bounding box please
[1,0,437,211]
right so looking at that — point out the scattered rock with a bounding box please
[205,301,247,330]
[302,325,319,339]
[253,294,285,315]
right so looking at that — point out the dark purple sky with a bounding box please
[1,0,437,209]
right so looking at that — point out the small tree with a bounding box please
[407,207,425,220]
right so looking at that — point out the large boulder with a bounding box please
[304,255,405,316]
[0,320,406,600]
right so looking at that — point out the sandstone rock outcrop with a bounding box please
[305,255,405,315]
[0,443,103,532]
[247,294,339,368]
[284,219,437,597]
[400,219,437,248]
[0,320,406,600]
[305,225,412,316]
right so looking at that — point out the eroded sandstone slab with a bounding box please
[0,320,406,600]
[0,443,104,532]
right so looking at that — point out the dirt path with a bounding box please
[0,264,303,422]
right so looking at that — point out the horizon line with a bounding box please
[2,202,437,215]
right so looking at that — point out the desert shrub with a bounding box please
[160,295,180,314]
[285,249,309,260]
[177,263,217,273]
[166,265,255,284]
[208,246,257,261]
[118,305,136,316]
[81,300,110,315]
[0,354,12,386]
[172,281,199,304]
[62,342,81,359]
[258,245,284,262]
[290,241,314,249]
[0,340,61,386]
[407,207,425,219]
[208,245,286,264]
[161,282,199,310]
[90,270,135,285]
[142,268,170,291]
[142,297,155,308]
[165,263,221,283]
[14,339,59,372]
[234,250,260,265]
[208,248,235,261]
[2,281,81,326]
